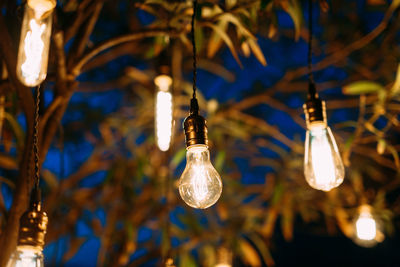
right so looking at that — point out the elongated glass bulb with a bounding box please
[6,246,44,267]
[179,144,222,209]
[17,0,55,87]
[304,122,344,191]
[155,75,173,151]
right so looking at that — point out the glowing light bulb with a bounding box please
[304,121,344,191]
[155,74,173,151]
[352,205,383,247]
[356,212,376,241]
[6,246,44,267]
[17,0,55,86]
[179,144,222,209]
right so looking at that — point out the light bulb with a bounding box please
[16,0,55,87]
[304,121,345,191]
[352,205,383,247]
[6,246,44,267]
[155,74,173,151]
[179,144,222,209]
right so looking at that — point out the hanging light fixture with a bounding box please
[178,0,222,209]
[352,204,384,247]
[16,0,56,87]
[7,86,48,267]
[303,0,344,191]
[155,54,174,152]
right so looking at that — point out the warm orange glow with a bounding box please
[16,0,55,86]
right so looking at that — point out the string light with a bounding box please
[16,0,55,86]
[303,0,344,191]
[178,0,222,209]
[7,86,48,267]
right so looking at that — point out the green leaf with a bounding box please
[214,150,225,173]
[207,20,228,58]
[390,64,400,97]
[180,252,197,267]
[342,81,384,95]
[171,148,186,167]
[248,233,275,266]
[386,144,400,168]
[247,38,267,66]
[284,0,303,41]
[203,22,243,68]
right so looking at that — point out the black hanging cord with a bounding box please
[191,0,198,100]
[189,0,200,115]
[33,85,41,189]
[307,0,317,98]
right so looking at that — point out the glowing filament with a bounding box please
[304,122,344,191]
[21,19,46,85]
[16,0,54,86]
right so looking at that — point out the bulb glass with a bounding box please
[304,122,344,191]
[155,75,173,151]
[17,1,54,86]
[179,145,222,209]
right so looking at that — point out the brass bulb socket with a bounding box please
[183,113,208,147]
[303,98,326,127]
[17,207,48,249]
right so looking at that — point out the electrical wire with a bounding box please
[33,85,41,189]
[191,0,198,100]
[308,0,317,97]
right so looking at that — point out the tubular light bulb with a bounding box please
[352,205,383,247]
[17,0,55,87]
[304,121,344,191]
[154,75,173,151]
[6,246,44,267]
[179,144,222,209]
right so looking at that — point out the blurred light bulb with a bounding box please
[179,144,222,209]
[304,121,344,191]
[356,212,376,241]
[6,246,44,267]
[17,0,55,86]
[352,205,383,247]
[155,74,173,151]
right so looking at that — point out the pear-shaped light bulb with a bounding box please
[179,144,222,209]
[16,0,55,86]
[352,205,383,247]
[304,121,344,191]
[154,74,173,151]
[6,246,44,267]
